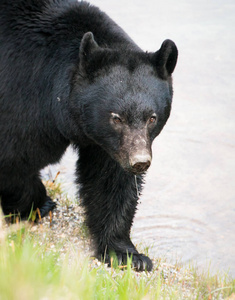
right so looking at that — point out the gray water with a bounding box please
[42,0,235,276]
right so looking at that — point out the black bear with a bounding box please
[0,0,178,271]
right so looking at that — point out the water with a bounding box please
[42,0,235,276]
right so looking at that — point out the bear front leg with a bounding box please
[1,173,55,219]
[77,145,153,271]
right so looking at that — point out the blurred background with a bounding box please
[42,0,235,276]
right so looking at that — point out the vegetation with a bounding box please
[0,180,234,300]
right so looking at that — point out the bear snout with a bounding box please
[129,153,152,174]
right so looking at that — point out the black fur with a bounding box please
[0,0,178,271]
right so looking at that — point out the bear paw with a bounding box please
[129,253,153,272]
[104,252,153,272]
[38,196,56,219]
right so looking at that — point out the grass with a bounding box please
[0,180,234,300]
[0,226,151,300]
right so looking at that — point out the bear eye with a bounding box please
[149,114,157,124]
[111,113,122,124]
[113,117,122,124]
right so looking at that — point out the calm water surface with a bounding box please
[42,0,235,276]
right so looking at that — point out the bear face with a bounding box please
[70,33,177,174]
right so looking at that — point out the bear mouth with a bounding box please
[130,161,151,174]
[124,165,149,175]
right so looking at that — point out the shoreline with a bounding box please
[1,180,234,299]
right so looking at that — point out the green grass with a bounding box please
[0,225,151,300]
[0,180,234,300]
[1,217,234,300]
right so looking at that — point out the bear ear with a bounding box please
[152,39,178,79]
[79,32,100,73]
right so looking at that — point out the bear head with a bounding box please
[70,32,178,174]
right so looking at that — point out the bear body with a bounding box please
[0,0,178,271]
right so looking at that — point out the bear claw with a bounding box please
[104,252,153,272]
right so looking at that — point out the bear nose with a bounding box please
[130,154,151,173]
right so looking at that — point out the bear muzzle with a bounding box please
[129,153,152,174]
